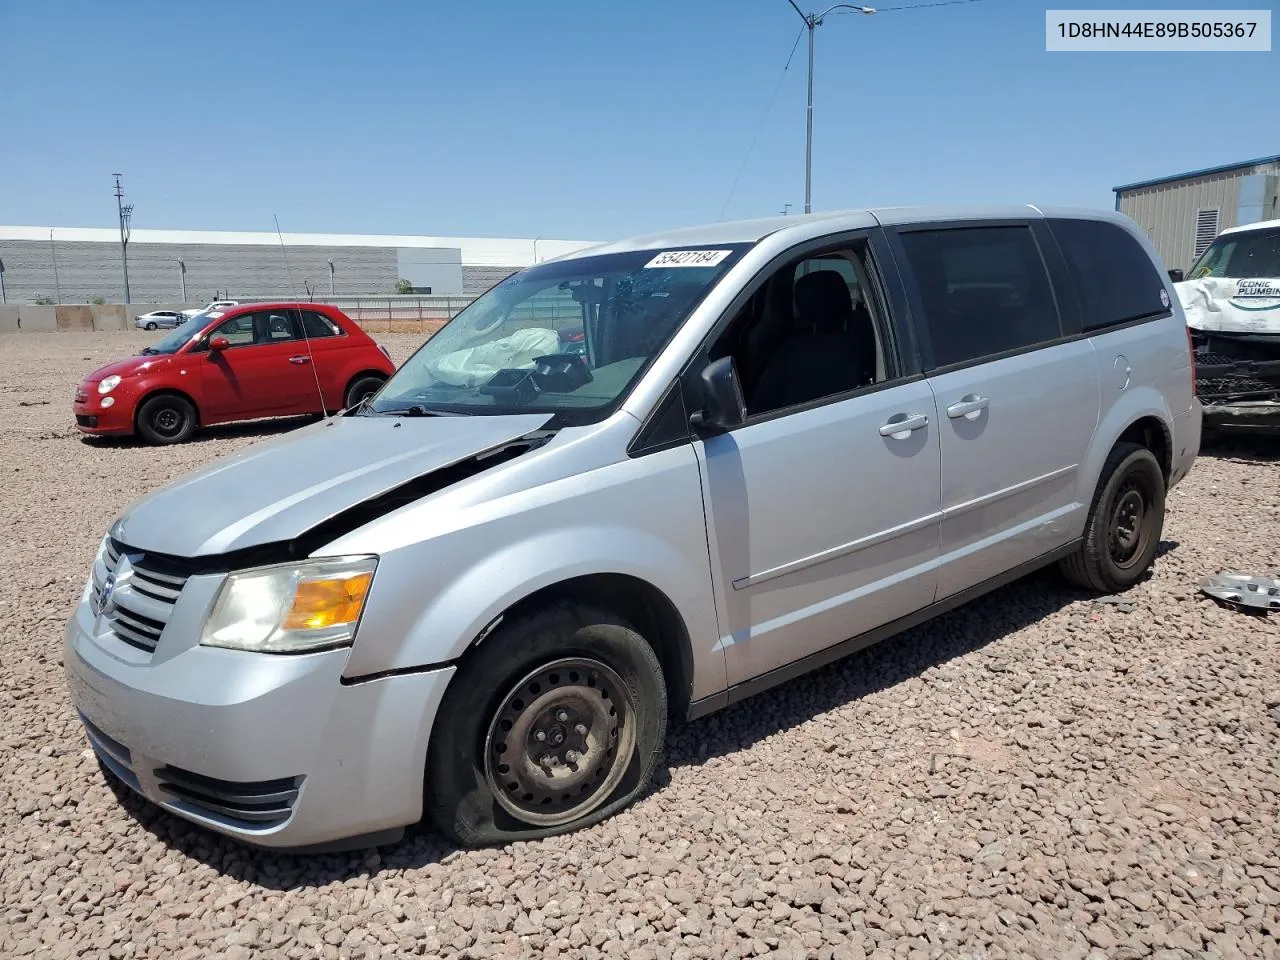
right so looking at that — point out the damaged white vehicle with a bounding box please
[1176,218,1280,431]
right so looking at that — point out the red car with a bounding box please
[73,302,396,444]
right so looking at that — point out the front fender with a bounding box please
[336,442,727,703]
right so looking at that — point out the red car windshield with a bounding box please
[141,312,217,354]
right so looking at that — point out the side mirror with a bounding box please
[1168,268,1184,283]
[689,356,745,431]
[209,337,230,352]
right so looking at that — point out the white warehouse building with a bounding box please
[0,226,601,305]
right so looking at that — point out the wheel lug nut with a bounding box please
[540,754,555,767]
[534,729,547,742]
[556,709,570,722]
[565,749,580,762]
[574,723,588,736]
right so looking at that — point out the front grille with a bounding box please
[93,539,193,654]
[154,765,302,827]
[76,414,98,427]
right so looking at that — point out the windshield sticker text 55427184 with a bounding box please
[645,249,733,269]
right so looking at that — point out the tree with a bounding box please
[395,278,414,295]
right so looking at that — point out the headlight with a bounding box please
[201,556,377,654]
[98,376,121,394]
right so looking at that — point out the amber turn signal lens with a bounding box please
[283,572,373,631]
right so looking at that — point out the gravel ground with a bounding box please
[2,330,1278,960]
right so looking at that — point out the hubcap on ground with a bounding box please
[1109,481,1147,566]
[483,657,635,828]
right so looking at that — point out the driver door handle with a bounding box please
[946,394,989,420]
[879,413,929,439]
[288,355,312,365]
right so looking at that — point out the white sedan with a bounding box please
[134,310,186,330]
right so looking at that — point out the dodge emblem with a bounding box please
[94,575,116,617]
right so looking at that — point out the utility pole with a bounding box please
[785,2,876,214]
[0,259,6,305]
[49,229,63,303]
[328,259,335,296]
[780,203,793,216]
[177,259,187,301]
[113,174,133,303]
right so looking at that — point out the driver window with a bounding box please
[209,315,256,348]
[715,242,893,417]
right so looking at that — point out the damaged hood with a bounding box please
[110,413,552,557]
[1176,277,1280,334]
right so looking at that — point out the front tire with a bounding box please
[426,603,667,848]
[135,394,197,445]
[1060,442,1165,592]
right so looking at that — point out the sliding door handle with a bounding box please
[946,394,989,420]
[879,413,929,439]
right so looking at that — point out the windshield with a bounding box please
[142,311,215,354]
[1189,226,1280,280]
[370,245,749,422]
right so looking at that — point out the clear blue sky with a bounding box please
[1,0,1275,240]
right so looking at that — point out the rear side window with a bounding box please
[300,310,342,338]
[1050,218,1169,330]
[898,226,1061,368]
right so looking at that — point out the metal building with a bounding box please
[0,226,599,305]
[1114,154,1280,274]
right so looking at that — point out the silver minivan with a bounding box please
[65,206,1201,851]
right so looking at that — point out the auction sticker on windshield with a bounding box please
[645,250,733,268]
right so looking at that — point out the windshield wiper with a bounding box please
[379,404,452,417]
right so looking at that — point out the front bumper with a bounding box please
[64,591,454,850]
[73,388,134,436]
[1200,399,1280,432]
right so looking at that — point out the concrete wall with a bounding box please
[0,238,484,303]
[0,302,200,333]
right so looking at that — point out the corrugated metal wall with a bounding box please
[1119,161,1280,273]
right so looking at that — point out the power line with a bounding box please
[833,0,986,12]
[718,25,807,221]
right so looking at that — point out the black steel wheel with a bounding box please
[1060,441,1165,593]
[427,603,666,847]
[135,394,197,445]
[483,657,637,828]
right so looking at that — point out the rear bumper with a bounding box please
[1169,401,1202,488]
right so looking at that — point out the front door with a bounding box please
[198,310,318,421]
[692,237,943,687]
[887,221,1101,599]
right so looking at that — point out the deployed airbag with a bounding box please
[426,327,563,387]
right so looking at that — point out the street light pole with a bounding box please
[0,259,6,305]
[786,2,876,214]
[113,173,133,303]
[328,259,335,296]
[177,259,187,301]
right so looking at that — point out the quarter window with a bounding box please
[1050,218,1169,330]
[899,226,1060,368]
[300,310,343,338]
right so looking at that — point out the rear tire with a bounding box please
[426,602,667,848]
[145,322,157,331]
[1059,442,1165,593]
[135,394,197,445]
[344,375,385,410]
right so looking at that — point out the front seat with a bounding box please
[749,270,877,413]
